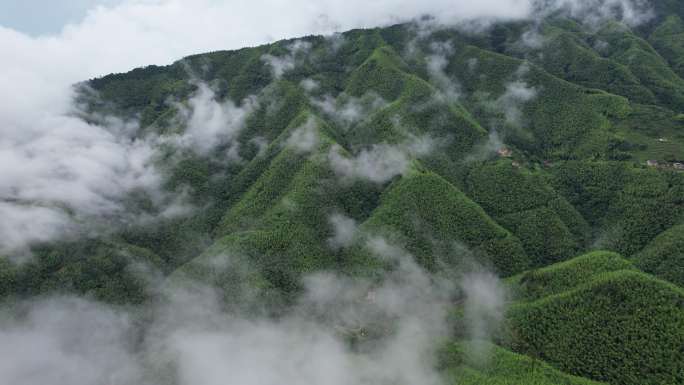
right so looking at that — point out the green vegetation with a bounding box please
[0,240,161,304]
[440,342,606,385]
[650,15,684,79]
[507,266,684,385]
[509,251,637,301]
[359,168,529,276]
[551,161,684,255]
[3,6,684,385]
[465,162,588,267]
[634,224,684,287]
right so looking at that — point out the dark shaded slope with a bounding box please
[465,161,589,267]
[507,253,684,385]
[440,342,606,385]
[634,224,684,287]
[359,168,529,276]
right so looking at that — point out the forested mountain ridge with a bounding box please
[1,3,684,385]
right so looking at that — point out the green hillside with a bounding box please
[2,3,684,384]
[634,224,684,286]
[440,342,607,385]
[507,266,684,385]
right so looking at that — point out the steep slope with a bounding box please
[358,168,529,276]
[2,7,684,385]
[633,224,684,287]
[508,251,637,300]
[550,161,684,255]
[464,161,589,267]
[649,15,684,79]
[507,253,684,385]
[440,342,606,385]
[597,22,684,111]
[0,239,161,304]
[5,9,684,306]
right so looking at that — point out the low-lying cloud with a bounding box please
[327,135,435,183]
[327,212,359,249]
[173,82,257,157]
[426,41,462,103]
[311,92,388,128]
[460,271,506,361]
[466,62,538,161]
[0,0,653,252]
[497,71,538,127]
[0,297,141,385]
[285,116,321,154]
[534,0,653,27]
[0,78,261,254]
[0,235,507,385]
[0,99,165,253]
[262,40,312,80]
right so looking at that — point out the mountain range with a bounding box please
[1,2,684,385]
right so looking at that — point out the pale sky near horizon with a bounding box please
[0,0,121,35]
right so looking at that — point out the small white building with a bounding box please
[497,147,513,158]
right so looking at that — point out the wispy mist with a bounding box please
[173,83,257,157]
[327,135,435,183]
[466,62,538,161]
[311,92,388,128]
[285,116,321,154]
[0,234,512,385]
[426,41,462,103]
[262,40,312,80]
[460,271,506,362]
[534,0,653,27]
[327,212,359,249]
[0,0,654,251]
[497,64,538,128]
[0,99,165,254]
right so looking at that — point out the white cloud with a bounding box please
[0,100,164,253]
[536,0,653,27]
[0,237,467,385]
[465,129,506,162]
[0,203,73,252]
[311,92,388,127]
[300,78,320,92]
[328,144,409,183]
[518,27,547,50]
[173,83,257,157]
[327,135,435,183]
[249,136,270,158]
[285,117,321,154]
[465,63,537,162]
[0,297,142,385]
[460,271,506,361]
[261,54,296,80]
[426,41,461,102]
[496,64,538,127]
[262,40,312,79]
[327,213,359,249]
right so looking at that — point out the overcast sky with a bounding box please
[0,0,122,36]
[0,0,535,75]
